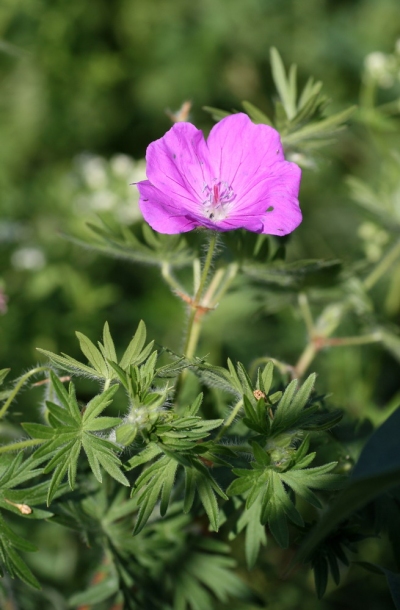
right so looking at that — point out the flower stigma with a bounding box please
[202,180,235,221]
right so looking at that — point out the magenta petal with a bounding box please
[145,122,211,213]
[228,161,302,235]
[206,113,284,191]
[137,180,199,234]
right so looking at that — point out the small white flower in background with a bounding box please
[364,52,394,88]
[77,154,108,190]
[358,221,389,262]
[72,153,146,224]
[11,247,46,270]
[365,51,388,75]
[364,44,400,89]
[110,154,134,178]
[90,190,117,211]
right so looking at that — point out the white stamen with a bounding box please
[202,180,235,221]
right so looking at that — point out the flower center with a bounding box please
[202,180,235,221]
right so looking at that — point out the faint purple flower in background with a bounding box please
[0,287,8,314]
[136,113,302,235]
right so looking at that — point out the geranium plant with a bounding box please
[1,48,400,610]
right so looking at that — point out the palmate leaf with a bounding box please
[0,452,57,519]
[193,358,259,400]
[0,512,40,589]
[132,449,226,535]
[242,100,272,125]
[22,373,126,504]
[204,48,354,164]
[228,496,267,569]
[71,218,195,268]
[172,539,251,610]
[0,452,44,490]
[127,394,226,533]
[227,440,342,548]
[37,320,155,385]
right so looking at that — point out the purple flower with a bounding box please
[136,113,302,235]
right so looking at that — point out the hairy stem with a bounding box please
[0,366,49,420]
[298,293,314,335]
[215,399,243,441]
[183,231,218,359]
[294,332,382,378]
[161,261,187,295]
[294,343,317,379]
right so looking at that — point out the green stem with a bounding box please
[0,438,46,454]
[249,356,295,380]
[294,343,317,379]
[183,232,218,359]
[298,293,314,335]
[294,332,382,378]
[194,232,218,305]
[161,262,187,295]
[363,239,400,291]
[325,333,382,347]
[215,399,243,441]
[207,263,239,306]
[0,366,49,420]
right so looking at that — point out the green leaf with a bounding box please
[242,101,272,125]
[187,393,203,416]
[119,320,147,369]
[184,467,196,513]
[283,106,356,146]
[289,373,316,416]
[84,219,194,267]
[76,331,108,376]
[270,47,296,120]
[290,406,400,568]
[313,555,329,599]
[84,416,121,431]
[83,439,103,483]
[46,401,77,427]
[82,385,118,424]
[36,348,97,377]
[133,474,165,534]
[0,369,10,386]
[102,321,117,363]
[96,451,129,486]
[195,472,220,531]
[194,361,242,396]
[21,423,56,439]
[232,497,267,569]
[127,443,163,470]
[226,475,255,497]
[160,458,179,516]
[68,575,119,606]
[202,106,232,121]
[260,361,274,395]
[251,441,270,467]
[271,373,317,434]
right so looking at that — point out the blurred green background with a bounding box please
[1,0,400,607]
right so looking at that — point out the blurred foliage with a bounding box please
[1,0,400,608]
